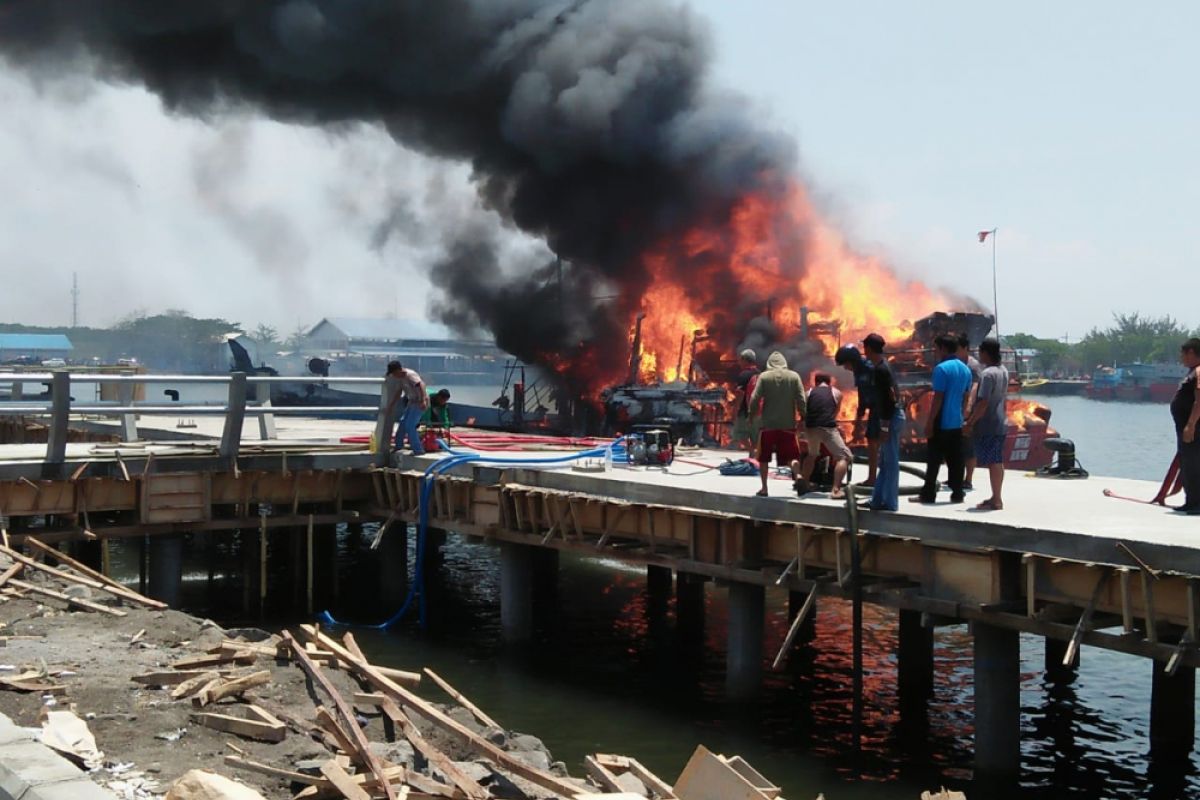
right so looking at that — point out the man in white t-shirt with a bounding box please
[383,360,429,455]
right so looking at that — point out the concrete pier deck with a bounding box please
[3,406,1199,776]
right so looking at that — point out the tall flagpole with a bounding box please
[990,227,999,341]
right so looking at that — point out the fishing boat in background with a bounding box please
[1086,363,1181,402]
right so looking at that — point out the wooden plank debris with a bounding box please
[672,745,780,800]
[170,671,221,700]
[299,624,581,799]
[131,670,219,688]
[282,630,399,800]
[314,705,367,768]
[584,756,623,793]
[771,583,821,669]
[593,754,676,799]
[319,760,372,800]
[24,536,167,607]
[170,649,257,670]
[192,669,271,707]
[422,667,500,730]
[8,578,127,617]
[189,704,286,743]
[22,537,168,606]
[376,697,489,800]
[0,563,22,590]
[0,671,66,694]
[0,543,160,610]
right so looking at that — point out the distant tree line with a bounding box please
[1007,313,1199,377]
[0,311,308,372]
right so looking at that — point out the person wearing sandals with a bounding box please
[749,351,806,497]
[963,338,1008,510]
[798,373,853,498]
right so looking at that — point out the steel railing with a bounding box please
[0,371,393,466]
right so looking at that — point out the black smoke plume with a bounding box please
[0,0,797,382]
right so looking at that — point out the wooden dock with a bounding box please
[2,369,1198,780]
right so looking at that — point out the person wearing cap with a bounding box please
[863,333,904,511]
[835,344,879,486]
[420,388,452,428]
[730,349,761,453]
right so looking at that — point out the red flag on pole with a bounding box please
[978,230,992,243]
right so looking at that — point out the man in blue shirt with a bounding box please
[912,334,973,504]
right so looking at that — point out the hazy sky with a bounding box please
[1,1,1196,339]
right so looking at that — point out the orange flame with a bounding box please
[1006,399,1049,430]
[625,183,950,387]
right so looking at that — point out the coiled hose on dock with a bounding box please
[318,437,626,630]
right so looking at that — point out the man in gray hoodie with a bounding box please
[749,351,806,497]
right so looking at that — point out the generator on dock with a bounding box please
[625,425,674,466]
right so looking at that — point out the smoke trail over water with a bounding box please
[0,1,858,384]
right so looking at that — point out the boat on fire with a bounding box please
[600,309,1060,470]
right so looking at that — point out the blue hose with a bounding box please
[318,437,625,629]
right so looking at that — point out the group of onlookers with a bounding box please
[735,332,1011,512]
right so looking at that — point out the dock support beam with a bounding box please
[499,542,535,643]
[313,524,339,610]
[1151,664,1195,759]
[532,547,559,604]
[422,527,446,579]
[377,523,408,610]
[647,564,673,598]
[1044,636,1079,677]
[898,609,934,712]
[147,534,185,608]
[973,622,1021,778]
[676,572,706,644]
[726,582,765,699]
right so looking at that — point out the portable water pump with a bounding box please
[625,426,674,466]
[420,426,448,453]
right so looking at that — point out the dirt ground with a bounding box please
[0,571,581,799]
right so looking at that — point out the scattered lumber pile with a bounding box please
[0,540,166,618]
[133,620,698,799]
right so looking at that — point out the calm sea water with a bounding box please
[121,395,1194,800]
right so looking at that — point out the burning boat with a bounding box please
[875,311,1057,470]
[596,308,1058,470]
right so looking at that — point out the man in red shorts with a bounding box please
[749,351,806,497]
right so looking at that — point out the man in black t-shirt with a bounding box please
[1172,338,1200,513]
[730,349,760,452]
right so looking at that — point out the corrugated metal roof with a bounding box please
[346,348,470,359]
[0,333,74,351]
[311,317,488,343]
